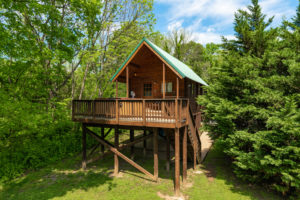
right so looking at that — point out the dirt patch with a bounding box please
[193,170,203,174]
[109,171,124,178]
[157,192,188,200]
[182,181,193,188]
[202,164,216,182]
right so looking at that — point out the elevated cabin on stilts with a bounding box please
[72,38,208,196]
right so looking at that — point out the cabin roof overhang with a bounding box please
[110,38,208,86]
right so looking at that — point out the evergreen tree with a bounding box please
[199,0,300,196]
[293,1,300,27]
[223,0,276,57]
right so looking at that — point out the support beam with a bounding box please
[85,127,156,180]
[114,127,119,175]
[104,128,112,138]
[82,124,87,170]
[126,66,129,98]
[119,132,153,150]
[166,130,170,171]
[130,129,134,160]
[88,143,100,158]
[183,126,187,184]
[87,133,153,165]
[153,128,158,181]
[175,128,180,196]
[101,127,105,154]
[143,129,147,156]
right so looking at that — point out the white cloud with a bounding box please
[260,0,296,26]
[192,32,235,45]
[167,20,184,31]
[157,0,247,22]
[156,0,297,44]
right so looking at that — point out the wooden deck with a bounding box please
[72,98,189,128]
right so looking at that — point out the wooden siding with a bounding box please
[117,45,185,98]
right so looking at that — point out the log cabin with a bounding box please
[72,38,208,196]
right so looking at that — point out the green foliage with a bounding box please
[0,139,282,200]
[199,0,300,197]
[0,0,155,182]
[293,1,300,27]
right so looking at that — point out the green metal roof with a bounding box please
[110,38,208,86]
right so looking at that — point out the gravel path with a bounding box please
[200,132,213,162]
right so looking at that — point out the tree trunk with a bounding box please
[71,64,75,100]
[79,64,89,100]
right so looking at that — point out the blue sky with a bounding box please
[153,0,298,44]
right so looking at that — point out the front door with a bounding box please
[143,82,153,98]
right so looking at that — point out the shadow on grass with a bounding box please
[0,152,118,200]
[199,141,282,200]
[0,130,283,200]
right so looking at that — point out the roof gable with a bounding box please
[110,38,208,86]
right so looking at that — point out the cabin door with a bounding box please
[143,82,153,98]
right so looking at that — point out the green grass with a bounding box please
[0,135,282,200]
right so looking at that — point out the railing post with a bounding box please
[116,99,119,123]
[143,99,146,126]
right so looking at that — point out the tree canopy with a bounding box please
[199,0,300,196]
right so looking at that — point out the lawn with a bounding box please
[0,133,282,200]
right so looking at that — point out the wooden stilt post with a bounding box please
[175,128,180,196]
[130,129,134,160]
[183,126,187,184]
[166,130,170,171]
[114,127,119,175]
[153,128,158,181]
[101,127,105,154]
[193,148,197,170]
[143,129,147,156]
[82,124,87,170]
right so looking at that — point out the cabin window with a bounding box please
[161,82,172,93]
[144,83,152,96]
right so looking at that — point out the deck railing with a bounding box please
[72,98,189,127]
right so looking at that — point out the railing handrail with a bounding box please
[72,98,190,127]
[73,98,189,101]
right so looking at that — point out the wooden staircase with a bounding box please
[187,106,201,163]
[166,106,202,163]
